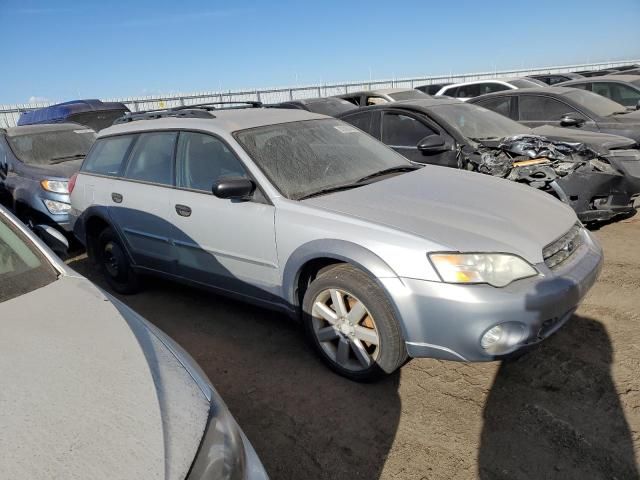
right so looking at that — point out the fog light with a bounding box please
[481,325,504,349]
[480,322,527,355]
[43,199,71,214]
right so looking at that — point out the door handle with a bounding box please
[111,192,123,203]
[175,204,192,217]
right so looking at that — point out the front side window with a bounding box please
[7,128,96,166]
[82,135,136,176]
[475,96,513,118]
[234,119,410,200]
[176,132,247,192]
[0,215,57,304]
[382,113,436,147]
[342,111,375,135]
[124,132,177,185]
[519,96,578,121]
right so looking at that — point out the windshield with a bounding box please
[7,128,97,165]
[388,90,429,101]
[563,90,628,116]
[235,119,411,200]
[428,103,526,140]
[0,214,57,304]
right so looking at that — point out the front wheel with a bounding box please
[97,228,140,294]
[302,264,407,382]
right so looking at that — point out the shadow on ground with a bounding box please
[479,315,639,480]
[69,256,401,480]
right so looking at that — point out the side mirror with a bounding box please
[417,134,447,152]
[212,177,255,200]
[560,113,586,127]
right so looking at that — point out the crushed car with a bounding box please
[466,134,636,222]
[338,98,640,223]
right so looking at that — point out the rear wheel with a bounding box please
[302,264,407,382]
[97,228,140,294]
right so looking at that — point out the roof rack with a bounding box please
[113,101,263,124]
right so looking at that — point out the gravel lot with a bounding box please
[69,216,640,480]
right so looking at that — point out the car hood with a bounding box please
[609,109,640,124]
[22,158,84,180]
[531,125,637,152]
[0,276,209,480]
[304,166,577,264]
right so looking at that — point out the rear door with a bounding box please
[167,131,279,303]
[107,131,179,274]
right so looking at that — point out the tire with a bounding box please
[302,264,407,382]
[96,227,140,294]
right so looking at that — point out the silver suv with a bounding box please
[70,103,603,381]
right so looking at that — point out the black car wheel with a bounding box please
[97,228,140,294]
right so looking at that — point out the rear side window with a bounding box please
[382,113,436,147]
[475,96,513,118]
[480,83,510,94]
[519,96,577,121]
[123,132,177,186]
[82,135,135,176]
[456,84,481,98]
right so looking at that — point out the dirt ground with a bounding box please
[69,216,640,480]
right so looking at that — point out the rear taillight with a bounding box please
[68,173,78,194]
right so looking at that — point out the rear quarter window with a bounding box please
[81,135,136,176]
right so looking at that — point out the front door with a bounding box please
[168,131,279,303]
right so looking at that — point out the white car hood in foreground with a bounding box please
[0,276,209,480]
[305,165,577,264]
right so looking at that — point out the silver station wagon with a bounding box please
[70,103,603,381]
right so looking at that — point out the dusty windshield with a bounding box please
[0,215,57,304]
[7,128,97,165]
[429,103,526,140]
[235,119,411,200]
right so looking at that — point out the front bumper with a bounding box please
[384,230,603,362]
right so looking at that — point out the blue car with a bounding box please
[0,123,96,238]
[18,99,130,132]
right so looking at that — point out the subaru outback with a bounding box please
[70,103,603,381]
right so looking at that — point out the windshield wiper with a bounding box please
[298,183,365,200]
[354,166,419,184]
[49,154,85,164]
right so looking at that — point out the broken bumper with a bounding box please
[384,230,603,362]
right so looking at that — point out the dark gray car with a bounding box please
[0,123,96,234]
[0,204,268,479]
[557,75,640,109]
[469,87,640,143]
[338,99,640,222]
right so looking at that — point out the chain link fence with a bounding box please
[1,59,638,128]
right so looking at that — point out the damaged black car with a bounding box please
[338,98,640,223]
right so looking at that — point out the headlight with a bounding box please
[40,179,69,193]
[42,199,71,214]
[429,253,537,287]
[188,392,247,480]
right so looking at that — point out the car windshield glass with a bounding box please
[7,128,96,165]
[428,103,525,140]
[0,214,57,304]
[509,78,546,88]
[563,90,628,116]
[387,90,429,101]
[235,119,411,200]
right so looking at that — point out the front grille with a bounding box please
[543,223,584,269]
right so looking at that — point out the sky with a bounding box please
[1,0,639,104]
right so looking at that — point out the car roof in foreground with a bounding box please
[100,108,328,137]
[4,122,92,137]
